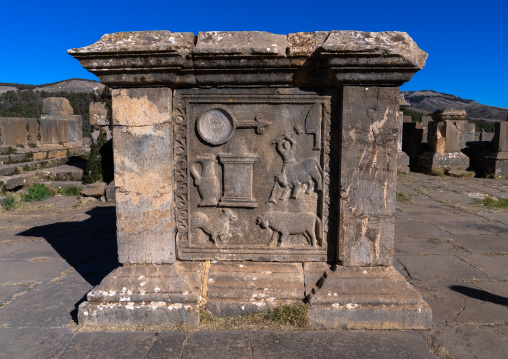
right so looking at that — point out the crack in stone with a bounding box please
[141,333,160,359]
[179,333,190,359]
[247,331,254,359]
[451,296,467,323]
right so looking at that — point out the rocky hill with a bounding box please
[0,79,104,95]
[402,90,508,121]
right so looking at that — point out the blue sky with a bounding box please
[1,0,506,108]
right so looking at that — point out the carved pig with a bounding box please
[255,211,322,247]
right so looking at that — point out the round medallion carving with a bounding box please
[197,108,235,145]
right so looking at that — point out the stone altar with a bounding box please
[69,30,431,329]
[418,109,471,173]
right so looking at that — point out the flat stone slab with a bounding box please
[144,331,187,359]
[205,262,305,316]
[304,263,431,329]
[79,262,203,326]
[0,284,28,304]
[396,255,489,282]
[0,328,74,359]
[458,253,508,280]
[447,233,508,254]
[413,280,508,325]
[0,283,92,328]
[0,258,71,285]
[421,325,508,359]
[249,330,437,359]
[60,332,155,359]
[180,331,252,359]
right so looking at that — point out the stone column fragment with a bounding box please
[112,88,174,264]
[338,87,398,266]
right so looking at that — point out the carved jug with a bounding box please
[191,154,221,206]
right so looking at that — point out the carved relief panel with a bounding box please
[174,89,336,261]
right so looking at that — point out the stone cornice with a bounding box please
[68,30,427,88]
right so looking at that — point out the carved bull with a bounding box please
[255,211,322,247]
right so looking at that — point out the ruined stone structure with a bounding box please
[418,109,472,172]
[69,30,431,329]
[397,94,410,173]
[467,122,508,177]
[0,97,83,159]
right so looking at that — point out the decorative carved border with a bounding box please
[174,95,189,243]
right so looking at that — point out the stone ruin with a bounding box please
[69,30,432,329]
[417,109,473,173]
[467,122,508,177]
[0,97,83,160]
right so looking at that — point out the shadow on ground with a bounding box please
[17,206,119,287]
[450,285,508,306]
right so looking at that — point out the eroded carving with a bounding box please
[267,132,323,203]
[236,113,271,134]
[305,104,322,150]
[255,211,322,247]
[219,143,258,208]
[190,154,221,207]
[191,209,237,246]
[197,108,235,145]
[174,90,332,261]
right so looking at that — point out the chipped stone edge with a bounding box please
[68,30,427,69]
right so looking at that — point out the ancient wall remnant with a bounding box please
[0,97,82,149]
[69,30,432,329]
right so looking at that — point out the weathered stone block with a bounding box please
[0,118,29,146]
[81,182,106,198]
[47,150,67,159]
[39,119,59,144]
[26,118,38,146]
[304,263,432,329]
[492,122,508,152]
[32,152,47,160]
[89,102,109,126]
[339,87,398,266]
[114,123,174,264]
[205,262,304,316]
[42,97,73,115]
[79,263,203,326]
[112,88,171,127]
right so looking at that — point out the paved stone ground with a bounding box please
[0,173,506,358]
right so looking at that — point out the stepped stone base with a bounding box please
[78,263,203,326]
[204,262,304,316]
[79,262,431,329]
[418,151,469,173]
[305,264,431,329]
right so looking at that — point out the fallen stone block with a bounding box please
[81,182,106,197]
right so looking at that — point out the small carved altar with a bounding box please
[69,30,432,329]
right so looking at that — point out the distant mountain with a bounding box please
[0,79,104,95]
[401,90,508,121]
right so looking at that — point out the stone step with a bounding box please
[38,181,83,191]
[34,164,85,181]
[0,154,30,165]
[0,173,34,191]
[0,162,86,191]
[0,156,84,177]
